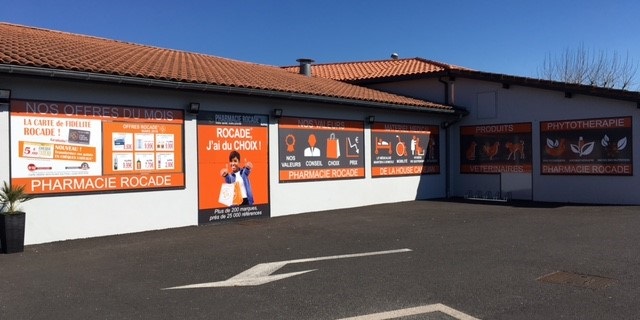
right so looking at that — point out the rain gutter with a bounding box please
[0,65,459,115]
[438,75,450,105]
[441,113,465,198]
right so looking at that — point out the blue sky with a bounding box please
[3,1,639,78]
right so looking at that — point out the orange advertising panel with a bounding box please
[279,168,365,181]
[197,112,270,224]
[19,141,97,162]
[371,165,439,176]
[12,173,184,194]
[278,116,365,182]
[10,100,184,194]
[460,123,532,174]
[370,122,439,177]
[102,122,183,175]
[540,117,632,175]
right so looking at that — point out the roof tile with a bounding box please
[283,58,471,81]
[0,23,452,111]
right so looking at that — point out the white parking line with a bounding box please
[337,303,480,320]
[164,248,413,289]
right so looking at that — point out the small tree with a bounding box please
[538,43,639,91]
[0,181,34,214]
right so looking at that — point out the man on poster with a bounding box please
[220,150,254,205]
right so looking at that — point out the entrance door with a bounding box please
[501,173,532,200]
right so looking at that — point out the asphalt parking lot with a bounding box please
[1,198,639,320]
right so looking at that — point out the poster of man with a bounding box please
[197,112,270,224]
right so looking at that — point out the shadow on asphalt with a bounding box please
[425,197,626,209]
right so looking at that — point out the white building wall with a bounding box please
[267,100,448,217]
[1,77,201,244]
[0,102,9,182]
[370,77,640,205]
[0,75,448,245]
[369,79,446,103]
[453,78,639,204]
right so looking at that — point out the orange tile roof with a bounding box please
[283,58,471,81]
[0,23,453,112]
[286,57,640,104]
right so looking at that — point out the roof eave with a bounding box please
[448,70,640,103]
[340,68,640,104]
[0,64,456,115]
[343,72,448,85]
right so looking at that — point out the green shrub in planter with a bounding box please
[0,181,34,254]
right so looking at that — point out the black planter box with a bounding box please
[1,212,26,254]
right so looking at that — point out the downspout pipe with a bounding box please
[441,111,466,198]
[438,73,465,198]
[438,76,450,105]
[0,64,455,114]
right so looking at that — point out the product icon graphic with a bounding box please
[601,135,627,157]
[395,135,407,156]
[326,133,341,159]
[570,136,594,157]
[285,134,296,152]
[68,129,90,145]
[545,138,566,157]
[505,141,525,160]
[304,134,321,157]
[482,141,500,160]
[114,138,125,146]
[465,141,477,160]
[410,136,425,156]
[346,137,359,157]
[375,137,392,155]
[218,183,235,207]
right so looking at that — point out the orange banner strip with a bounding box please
[461,123,532,135]
[372,165,440,176]
[371,122,438,134]
[461,164,533,173]
[541,117,632,132]
[11,100,184,124]
[14,173,185,195]
[278,117,364,131]
[279,168,364,181]
[541,164,632,175]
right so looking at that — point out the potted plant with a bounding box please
[0,181,34,254]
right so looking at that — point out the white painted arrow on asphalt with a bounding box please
[164,248,412,289]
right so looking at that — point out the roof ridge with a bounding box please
[288,56,471,71]
[281,57,471,82]
[413,57,472,71]
[283,57,426,68]
[1,22,148,48]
